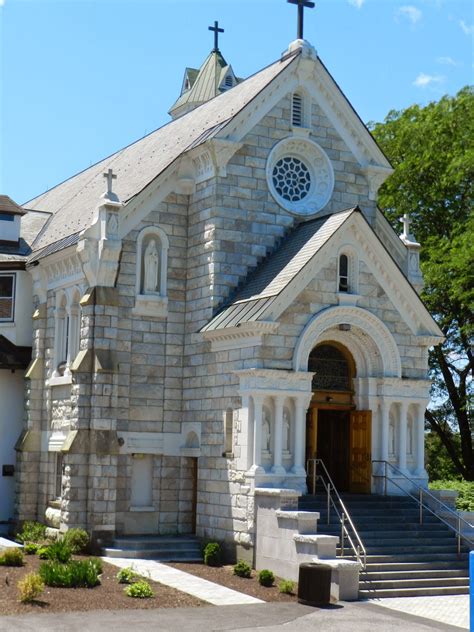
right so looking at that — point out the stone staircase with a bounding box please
[103,535,203,562]
[299,493,470,598]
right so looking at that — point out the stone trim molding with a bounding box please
[235,368,314,394]
[202,321,279,351]
[293,305,402,377]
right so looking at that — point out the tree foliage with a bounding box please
[370,87,474,480]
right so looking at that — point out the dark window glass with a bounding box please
[339,254,349,292]
[0,275,14,320]
[308,344,351,391]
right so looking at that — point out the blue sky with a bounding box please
[1,0,472,205]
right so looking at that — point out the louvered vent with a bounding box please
[292,93,303,127]
[225,75,233,87]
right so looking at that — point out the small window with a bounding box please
[54,453,63,500]
[224,409,233,454]
[339,254,349,292]
[0,213,14,222]
[292,93,303,127]
[0,274,15,321]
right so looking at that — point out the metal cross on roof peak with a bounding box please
[287,0,315,40]
[208,20,224,52]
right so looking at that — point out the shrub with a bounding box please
[0,548,24,567]
[24,543,39,555]
[429,480,474,512]
[233,560,251,578]
[39,559,101,588]
[43,540,72,563]
[116,566,138,584]
[16,521,47,544]
[38,546,50,559]
[63,528,89,553]
[258,569,274,587]
[279,579,295,594]
[18,573,44,603]
[125,580,154,598]
[203,542,222,567]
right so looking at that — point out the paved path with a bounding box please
[368,594,469,630]
[104,557,263,606]
[0,601,463,632]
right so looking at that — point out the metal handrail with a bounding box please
[373,460,474,555]
[307,458,367,569]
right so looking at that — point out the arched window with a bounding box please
[308,344,353,392]
[136,226,169,298]
[339,254,349,292]
[292,92,304,127]
[54,292,68,375]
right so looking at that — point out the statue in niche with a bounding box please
[282,409,291,452]
[262,408,271,452]
[143,239,160,294]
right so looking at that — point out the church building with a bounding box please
[9,11,443,561]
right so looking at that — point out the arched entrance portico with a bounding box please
[305,342,372,493]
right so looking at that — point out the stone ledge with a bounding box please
[293,534,338,544]
[276,510,320,521]
[255,487,301,497]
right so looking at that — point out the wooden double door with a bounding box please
[306,407,372,493]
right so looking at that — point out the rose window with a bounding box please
[272,157,311,202]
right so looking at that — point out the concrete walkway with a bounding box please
[368,594,469,630]
[103,557,263,606]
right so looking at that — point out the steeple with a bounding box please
[168,22,241,120]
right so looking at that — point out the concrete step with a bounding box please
[360,576,469,590]
[103,535,203,562]
[103,548,203,561]
[364,560,469,572]
[350,552,469,563]
[359,585,470,598]
[362,568,469,580]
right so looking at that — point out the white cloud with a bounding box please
[413,73,445,87]
[459,20,474,35]
[398,5,423,24]
[348,0,365,8]
[436,56,458,66]
[0,1,5,7]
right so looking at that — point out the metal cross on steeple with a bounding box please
[287,0,315,40]
[208,20,224,52]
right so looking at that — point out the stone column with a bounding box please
[250,393,264,475]
[398,400,408,473]
[292,396,308,477]
[380,401,390,464]
[271,395,285,475]
[415,403,426,475]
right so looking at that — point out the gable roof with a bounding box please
[26,50,300,259]
[0,195,26,216]
[0,210,51,264]
[201,208,354,332]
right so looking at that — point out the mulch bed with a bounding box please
[169,562,298,603]
[0,554,205,616]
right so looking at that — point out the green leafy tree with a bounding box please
[370,87,474,480]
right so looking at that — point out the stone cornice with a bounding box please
[202,321,279,352]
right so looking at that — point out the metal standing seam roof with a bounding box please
[201,208,356,332]
[25,50,300,258]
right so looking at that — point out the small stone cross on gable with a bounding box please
[287,0,315,40]
[103,168,117,195]
[400,213,412,239]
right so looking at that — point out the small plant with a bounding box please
[17,573,44,603]
[0,548,24,567]
[16,521,47,544]
[62,528,89,553]
[43,540,73,563]
[233,560,251,578]
[24,542,39,555]
[124,579,154,598]
[38,546,50,559]
[39,558,101,588]
[258,569,275,587]
[116,566,138,584]
[203,542,222,567]
[279,579,295,594]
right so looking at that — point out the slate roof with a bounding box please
[0,210,51,264]
[26,50,300,259]
[0,335,31,370]
[201,208,356,332]
[0,195,26,216]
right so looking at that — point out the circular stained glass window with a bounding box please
[272,157,311,202]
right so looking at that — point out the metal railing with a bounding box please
[373,460,474,556]
[307,458,367,569]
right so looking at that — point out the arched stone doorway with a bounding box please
[306,342,372,493]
